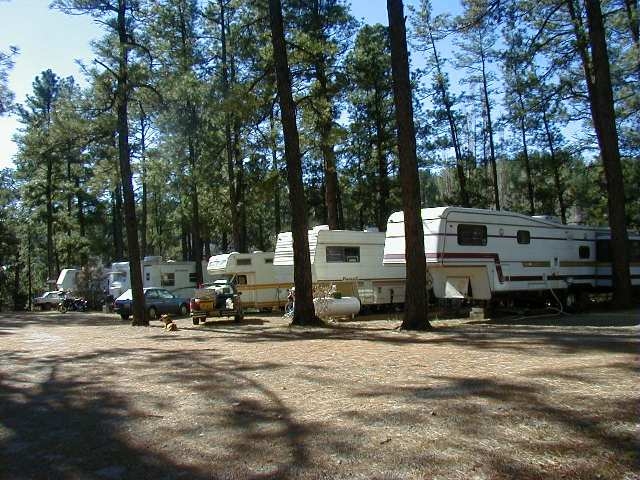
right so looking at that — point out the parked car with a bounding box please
[114,287,190,321]
[33,291,67,310]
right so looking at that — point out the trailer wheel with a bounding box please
[192,317,200,325]
[120,313,129,321]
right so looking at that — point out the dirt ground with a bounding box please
[0,307,638,480]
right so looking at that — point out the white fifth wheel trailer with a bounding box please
[206,251,291,310]
[383,206,640,304]
[274,225,406,310]
[107,257,212,299]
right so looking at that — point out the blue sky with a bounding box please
[0,0,457,169]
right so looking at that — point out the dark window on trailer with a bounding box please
[161,272,175,286]
[189,273,197,283]
[579,246,590,259]
[236,258,251,266]
[457,224,487,246]
[265,258,273,264]
[326,246,361,263]
[235,275,247,285]
[517,230,530,244]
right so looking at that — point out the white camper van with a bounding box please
[383,206,640,303]
[207,251,290,310]
[274,225,406,309]
[107,257,211,299]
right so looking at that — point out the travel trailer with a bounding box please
[383,206,640,305]
[107,257,211,299]
[274,225,406,310]
[206,251,290,310]
[56,268,80,292]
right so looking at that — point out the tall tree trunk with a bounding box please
[188,131,203,284]
[571,0,632,308]
[311,5,340,228]
[270,107,282,237]
[269,0,320,326]
[139,104,148,258]
[480,48,500,210]
[116,0,146,325]
[388,0,430,330]
[46,154,54,283]
[542,110,567,223]
[517,90,535,215]
[113,185,124,259]
[429,28,469,207]
[374,107,389,231]
[220,0,241,252]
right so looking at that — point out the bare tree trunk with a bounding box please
[270,107,282,237]
[388,0,430,330]
[480,48,500,210]
[220,0,241,252]
[429,28,469,207]
[116,0,146,325]
[580,0,632,307]
[517,90,535,215]
[269,0,320,326]
[542,110,567,224]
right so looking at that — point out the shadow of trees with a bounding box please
[0,346,332,479]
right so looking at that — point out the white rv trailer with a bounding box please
[383,206,640,302]
[206,251,291,310]
[107,257,212,298]
[274,225,406,309]
[56,268,80,292]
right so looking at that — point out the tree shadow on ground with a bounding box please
[0,346,334,480]
[347,367,639,479]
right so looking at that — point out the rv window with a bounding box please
[236,275,247,285]
[596,240,611,262]
[517,230,530,244]
[579,246,590,259]
[161,272,175,287]
[326,246,361,263]
[236,258,252,266]
[189,273,197,283]
[457,224,487,246]
[265,258,273,264]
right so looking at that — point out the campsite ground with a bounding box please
[1,307,638,479]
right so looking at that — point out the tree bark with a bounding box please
[581,0,633,307]
[269,0,320,326]
[429,28,469,207]
[116,0,146,325]
[480,46,500,210]
[387,0,431,330]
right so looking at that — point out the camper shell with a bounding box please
[384,206,640,302]
[274,225,406,310]
[206,251,290,310]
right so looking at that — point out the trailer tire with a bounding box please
[120,313,129,321]
[192,317,200,325]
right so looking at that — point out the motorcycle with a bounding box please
[58,296,88,313]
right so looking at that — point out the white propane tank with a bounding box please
[314,296,361,318]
